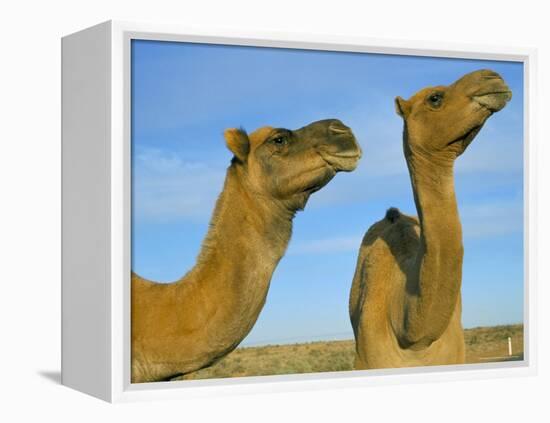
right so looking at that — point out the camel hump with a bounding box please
[385,207,401,223]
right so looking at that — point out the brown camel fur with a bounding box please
[349,70,511,369]
[132,119,361,382]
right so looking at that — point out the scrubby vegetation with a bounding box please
[464,324,523,363]
[178,324,523,381]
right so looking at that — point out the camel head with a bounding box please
[224,119,361,211]
[395,69,512,163]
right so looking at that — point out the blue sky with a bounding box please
[131,40,524,346]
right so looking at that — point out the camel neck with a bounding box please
[186,164,293,298]
[402,150,463,349]
[407,153,461,247]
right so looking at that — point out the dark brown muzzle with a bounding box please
[319,119,362,171]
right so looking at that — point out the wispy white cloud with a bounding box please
[132,147,225,223]
[455,112,523,175]
[461,200,523,239]
[287,235,363,255]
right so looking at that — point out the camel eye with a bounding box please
[428,92,444,108]
[271,136,287,146]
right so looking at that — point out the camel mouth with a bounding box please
[302,183,323,195]
[321,152,362,172]
[473,90,512,112]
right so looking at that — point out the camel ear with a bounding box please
[224,128,250,162]
[395,96,411,119]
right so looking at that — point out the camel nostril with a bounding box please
[328,121,351,134]
[480,69,502,80]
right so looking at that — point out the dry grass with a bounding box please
[179,324,523,381]
[464,323,523,363]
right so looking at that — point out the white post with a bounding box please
[508,337,513,356]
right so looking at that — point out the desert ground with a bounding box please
[178,324,523,381]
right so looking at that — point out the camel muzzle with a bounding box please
[473,90,512,112]
[468,71,512,112]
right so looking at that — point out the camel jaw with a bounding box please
[446,124,483,153]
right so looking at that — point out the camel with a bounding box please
[349,69,512,369]
[132,119,361,383]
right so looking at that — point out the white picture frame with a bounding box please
[61,20,537,403]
